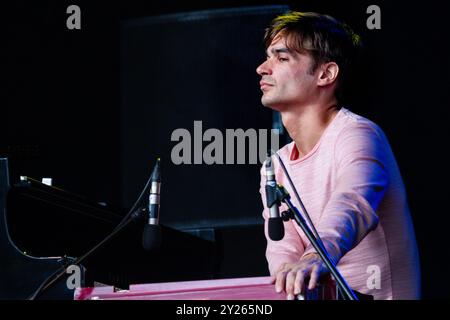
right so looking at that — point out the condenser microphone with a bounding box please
[142,159,162,251]
[265,156,284,241]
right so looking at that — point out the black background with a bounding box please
[120,5,287,228]
[3,0,450,299]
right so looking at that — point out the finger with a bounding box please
[275,270,287,293]
[294,269,305,295]
[272,263,287,286]
[308,265,320,290]
[285,270,297,296]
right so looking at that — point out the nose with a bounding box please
[256,59,271,76]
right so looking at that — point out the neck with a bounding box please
[280,101,340,159]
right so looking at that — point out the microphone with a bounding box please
[265,156,284,241]
[142,158,162,251]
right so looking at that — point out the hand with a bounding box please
[272,253,328,300]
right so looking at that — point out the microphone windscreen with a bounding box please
[268,217,284,241]
[142,224,162,252]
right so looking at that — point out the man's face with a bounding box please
[256,35,318,110]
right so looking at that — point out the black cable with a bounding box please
[27,162,156,300]
[28,215,136,300]
[113,170,153,232]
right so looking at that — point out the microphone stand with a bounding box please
[274,184,358,300]
[28,207,146,300]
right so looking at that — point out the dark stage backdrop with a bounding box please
[120,5,288,229]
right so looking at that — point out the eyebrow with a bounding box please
[266,47,292,56]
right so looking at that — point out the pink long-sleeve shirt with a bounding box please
[260,107,421,300]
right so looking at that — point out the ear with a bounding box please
[317,62,339,87]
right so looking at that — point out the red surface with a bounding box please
[74,276,287,300]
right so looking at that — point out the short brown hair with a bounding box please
[264,11,362,101]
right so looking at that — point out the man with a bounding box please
[257,11,420,300]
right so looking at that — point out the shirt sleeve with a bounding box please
[260,164,305,275]
[302,122,389,264]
